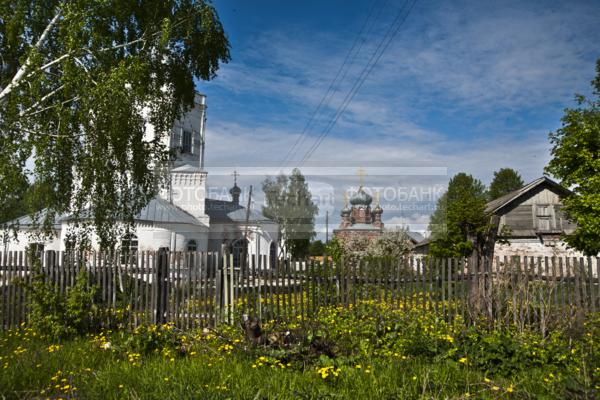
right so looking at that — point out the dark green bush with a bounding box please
[24,260,100,339]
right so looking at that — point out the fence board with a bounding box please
[1,252,599,333]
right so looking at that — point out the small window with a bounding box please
[187,240,197,252]
[269,242,277,269]
[182,130,192,154]
[536,205,552,231]
[121,233,138,263]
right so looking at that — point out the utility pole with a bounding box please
[325,210,329,244]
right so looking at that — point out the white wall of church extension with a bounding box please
[106,223,210,253]
[4,222,209,254]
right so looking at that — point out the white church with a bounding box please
[4,93,281,266]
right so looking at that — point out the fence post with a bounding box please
[155,248,169,324]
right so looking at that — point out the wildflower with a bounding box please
[118,384,124,389]
[459,357,467,364]
[492,386,500,391]
[48,344,61,353]
[507,385,514,393]
[101,342,112,350]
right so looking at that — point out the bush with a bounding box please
[23,257,100,339]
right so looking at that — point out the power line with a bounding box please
[280,0,387,166]
[298,0,419,165]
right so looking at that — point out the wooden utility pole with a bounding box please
[243,185,253,242]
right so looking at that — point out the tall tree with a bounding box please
[488,168,524,200]
[0,0,230,246]
[262,168,318,258]
[429,173,488,258]
[545,59,600,256]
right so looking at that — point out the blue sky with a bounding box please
[197,0,600,236]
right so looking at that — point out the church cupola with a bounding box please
[349,187,373,206]
[350,187,373,224]
[229,171,242,205]
[340,192,352,228]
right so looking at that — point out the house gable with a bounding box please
[489,177,576,238]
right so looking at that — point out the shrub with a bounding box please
[23,256,99,339]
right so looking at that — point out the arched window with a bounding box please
[187,240,197,252]
[121,233,138,264]
[269,242,277,269]
[186,239,198,268]
[230,238,248,268]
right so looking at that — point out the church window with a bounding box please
[230,238,248,268]
[187,240,197,252]
[182,130,192,154]
[269,242,277,269]
[120,233,138,264]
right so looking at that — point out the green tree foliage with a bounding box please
[262,168,319,258]
[309,240,326,256]
[429,173,488,258]
[326,229,412,263]
[0,176,28,225]
[0,0,230,246]
[20,252,99,339]
[546,60,600,256]
[488,168,524,200]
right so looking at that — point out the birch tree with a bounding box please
[0,0,230,245]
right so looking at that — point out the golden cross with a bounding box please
[343,191,348,207]
[232,170,239,185]
[356,166,367,187]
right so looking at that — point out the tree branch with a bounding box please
[0,9,62,103]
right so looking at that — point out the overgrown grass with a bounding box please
[1,303,599,399]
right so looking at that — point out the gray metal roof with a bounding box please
[6,209,63,230]
[205,199,273,224]
[58,197,201,225]
[406,231,424,243]
[135,198,200,225]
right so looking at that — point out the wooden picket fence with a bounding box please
[1,251,599,334]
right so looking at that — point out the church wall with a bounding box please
[53,221,209,252]
[144,93,206,168]
[169,170,208,222]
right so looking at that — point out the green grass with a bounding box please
[1,304,599,399]
[0,336,523,399]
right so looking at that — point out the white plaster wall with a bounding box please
[169,171,208,223]
[494,239,587,259]
[3,229,62,253]
[55,221,209,252]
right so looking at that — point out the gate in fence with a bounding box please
[1,250,599,333]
